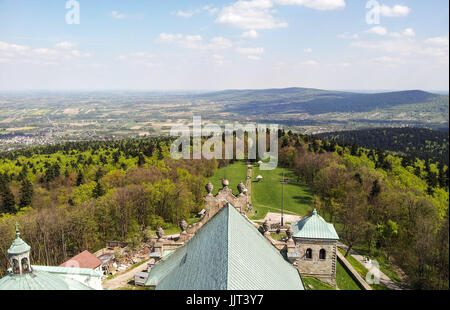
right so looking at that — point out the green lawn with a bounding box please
[336,260,361,290]
[250,166,313,219]
[208,161,248,195]
[302,277,336,290]
[338,248,389,290]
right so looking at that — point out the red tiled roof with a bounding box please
[60,250,103,269]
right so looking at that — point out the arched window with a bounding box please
[319,249,326,260]
[305,248,312,259]
[21,258,30,272]
[12,259,20,274]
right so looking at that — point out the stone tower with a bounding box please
[290,209,339,285]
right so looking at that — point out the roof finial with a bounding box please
[312,209,317,215]
[15,222,20,238]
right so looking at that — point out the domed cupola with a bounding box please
[7,223,32,275]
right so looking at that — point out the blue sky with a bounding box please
[0,0,448,91]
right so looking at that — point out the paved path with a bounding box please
[337,243,402,290]
[259,212,301,225]
[246,164,252,200]
[102,260,149,290]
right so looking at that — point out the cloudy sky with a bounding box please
[0,0,448,91]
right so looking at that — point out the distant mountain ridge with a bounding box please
[195,87,446,115]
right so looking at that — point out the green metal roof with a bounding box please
[0,269,93,290]
[7,224,31,256]
[32,265,103,277]
[146,203,304,290]
[292,209,339,240]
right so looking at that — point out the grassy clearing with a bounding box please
[336,260,361,290]
[250,166,313,220]
[352,244,403,287]
[338,248,389,290]
[208,161,248,195]
[302,276,336,290]
[271,232,287,241]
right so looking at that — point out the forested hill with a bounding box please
[316,127,449,164]
[196,88,448,115]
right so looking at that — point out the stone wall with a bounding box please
[204,180,248,216]
[294,238,337,285]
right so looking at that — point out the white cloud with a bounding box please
[215,0,345,30]
[298,60,319,66]
[425,36,449,47]
[337,33,359,40]
[366,26,388,36]
[69,50,91,58]
[363,27,415,38]
[304,48,313,53]
[209,37,234,49]
[176,5,219,18]
[350,39,417,56]
[236,47,265,55]
[351,35,449,65]
[0,41,29,53]
[116,52,158,68]
[402,28,415,37]
[329,61,351,67]
[380,5,410,17]
[117,52,155,61]
[236,47,264,60]
[157,33,183,43]
[176,10,196,18]
[0,40,92,66]
[241,30,260,38]
[34,48,59,55]
[111,11,127,19]
[247,55,261,60]
[275,0,345,10]
[371,56,404,65]
[216,0,288,30]
[157,33,232,50]
[212,54,225,65]
[54,41,77,50]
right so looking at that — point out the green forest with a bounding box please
[0,132,448,289]
[316,127,449,164]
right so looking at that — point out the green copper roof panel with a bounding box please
[8,237,31,256]
[292,209,339,240]
[32,265,103,277]
[145,244,188,287]
[147,203,304,290]
[0,270,93,290]
[153,205,229,290]
[227,204,303,290]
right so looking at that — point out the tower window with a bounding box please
[305,248,312,259]
[319,249,326,260]
[12,259,20,274]
[21,257,30,272]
